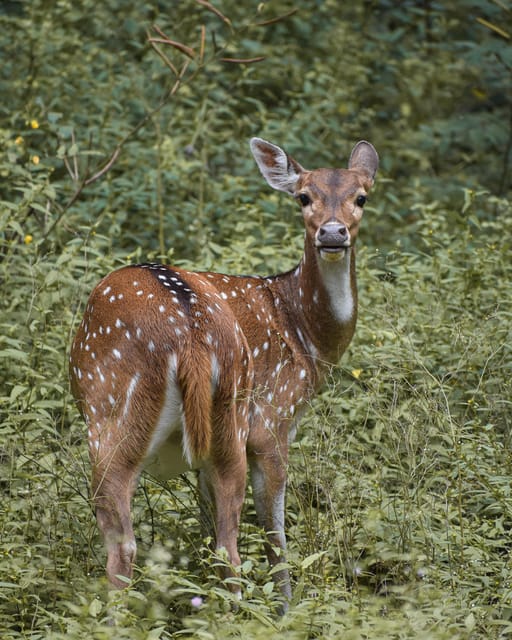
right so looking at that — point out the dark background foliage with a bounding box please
[0,0,511,637]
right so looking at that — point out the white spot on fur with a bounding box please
[211,354,219,391]
[122,373,140,420]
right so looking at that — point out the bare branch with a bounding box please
[148,37,196,58]
[476,16,510,39]
[220,56,265,64]
[63,155,76,182]
[150,25,196,58]
[84,147,121,186]
[71,130,79,181]
[254,9,299,26]
[195,0,231,26]
[148,29,179,76]
[199,24,206,63]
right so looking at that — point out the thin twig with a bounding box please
[148,32,179,76]
[149,25,196,58]
[148,37,196,59]
[199,24,206,63]
[84,147,121,186]
[220,56,265,64]
[254,9,299,26]
[72,130,79,181]
[63,155,76,182]
[195,0,231,26]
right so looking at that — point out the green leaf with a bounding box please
[300,551,326,570]
[88,598,102,618]
[262,581,274,595]
[9,384,27,402]
[0,349,28,362]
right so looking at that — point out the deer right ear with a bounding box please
[250,138,304,195]
[348,141,379,185]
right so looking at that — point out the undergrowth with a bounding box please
[2,191,511,639]
[1,0,511,638]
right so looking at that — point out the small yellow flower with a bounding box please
[471,87,487,101]
[30,119,39,129]
[24,234,33,245]
[351,369,363,380]
[32,155,40,165]
[15,136,23,145]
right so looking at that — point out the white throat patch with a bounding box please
[318,248,354,324]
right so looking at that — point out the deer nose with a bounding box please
[316,222,349,247]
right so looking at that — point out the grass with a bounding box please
[1,188,511,638]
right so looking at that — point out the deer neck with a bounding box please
[274,238,357,367]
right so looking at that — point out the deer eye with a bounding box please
[356,194,367,207]
[297,193,311,207]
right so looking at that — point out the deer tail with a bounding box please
[177,350,213,465]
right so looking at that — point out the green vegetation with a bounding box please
[1,0,511,637]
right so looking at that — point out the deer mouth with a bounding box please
[317,245,350,262]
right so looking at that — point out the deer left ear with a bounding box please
[250,137,305,195]
[348,141,379,185]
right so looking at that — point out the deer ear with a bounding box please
[250,137,304,194]
[348,141,379,184]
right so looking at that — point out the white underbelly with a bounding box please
[143,353,197,481]
[144,430,196,481]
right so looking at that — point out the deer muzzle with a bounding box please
[315,222,350,261]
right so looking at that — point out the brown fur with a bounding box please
[177,348,214,461]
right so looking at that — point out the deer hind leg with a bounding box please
[201,461,246,585]
[248,443,292,607]
[198,469,215,540]
[90,427,140,589]
[201,401,249,597]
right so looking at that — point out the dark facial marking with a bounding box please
[304,169,362,215]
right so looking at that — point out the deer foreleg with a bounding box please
[249,450,292,606]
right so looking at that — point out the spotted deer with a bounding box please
[69,137,378,608]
